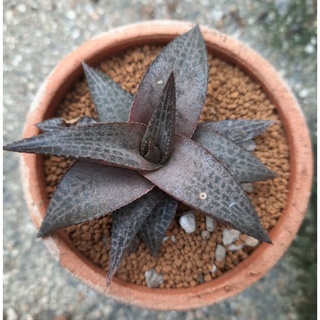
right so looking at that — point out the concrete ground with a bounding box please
[4,0,316,319]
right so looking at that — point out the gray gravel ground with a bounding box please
[3,1,316,319]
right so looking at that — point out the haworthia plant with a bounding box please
[4,25,277,285]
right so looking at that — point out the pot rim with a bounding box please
[20,20,313,310]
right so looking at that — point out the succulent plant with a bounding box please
[4,25,277,285]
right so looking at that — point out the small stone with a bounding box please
[299,88,309,98]
[228,244,244,251]
[240,139,256,151]
[7,308,18,320]
[171,235,176,243]
[157,79,163,84]
[179,212,196,233]
[145,268,163,288]
[210,264,217,273]
[244,235,259,247]
[66,10,76,20]
[222,229,240,246]
[16,4,27,13]
[201,230,210,240]
[241,183,254,193]
[205,216,216,232]
[162,236,169,243]
[215,244,226,262]
[71,29,81,40]
[210,9,224,20]
[304,43,315,54]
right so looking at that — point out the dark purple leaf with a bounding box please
[140,72,176,164]
[139,193,178,257]
[82,62,133,122]
[76,116,98,125]
[142,136,271,243]
[107,188,165,284]
[197,120,274,144]
[4,123,161,171]
[127,235,141,254]
[37,116,98,133]
[38,161,154,237]
[192,127,277,183]
[130,25,208,138]
[36,118,67,133]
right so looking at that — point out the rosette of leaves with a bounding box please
[4,26,277,284]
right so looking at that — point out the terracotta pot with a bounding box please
[21,21,313,310]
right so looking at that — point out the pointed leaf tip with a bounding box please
[37,161,154,237]
[36,117,67,133]
[193,127,277,183]
[139,193,178,257]
[4,123,161,171]
[82,62,133,122]
[199,120,275,144]
[36,116,98,133]
[130,26,208,138]
[108,189,165,282]
[140,72,176,165]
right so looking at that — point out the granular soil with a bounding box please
[43,45,289,288]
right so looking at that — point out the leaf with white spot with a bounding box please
[142,136,272,243]
[130,25,208,138]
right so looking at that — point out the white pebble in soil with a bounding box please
[210,264,217,274]
[215,244,226,262]
[240,139,256,151]
[201,230,211,240]
[244,235,259,247]
[241,182,254,193]
[222,228,240,246]
[171,235,176,243]
[228,244,244,251]
[162,236,169,243]
[145,269,163,288]
[205,215,216,232]
[179,212,196,233]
